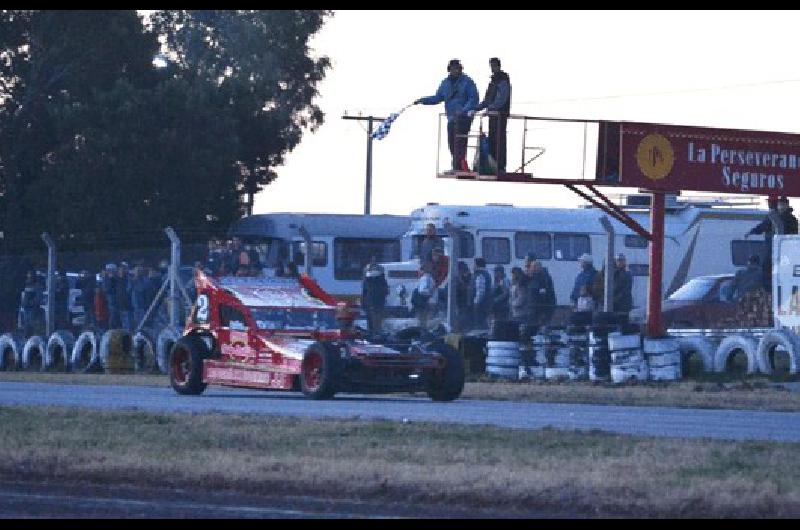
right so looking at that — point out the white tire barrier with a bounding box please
[45,330,75,372]
[486,341,521,380]
[756,329,800,375]
[0,333,24,371]
[71,331,99,373]
[714,334,758,375]
[545,330,570,381]
[676,336,715,374]
[567,326,589,381]
[156,327,182,374]
[644,337,681,381]
[133,330,157,373]
[608,332,645,384]
[22,335,45,371]
[588,328,613,382]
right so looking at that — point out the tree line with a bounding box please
[0,10,332,252]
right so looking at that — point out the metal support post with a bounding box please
[599,216,615,313]
[165,227,182,329]
[41,232,56,337]
[646,192,666,337]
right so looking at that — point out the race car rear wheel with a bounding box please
[169,335,209,396]
[300,343,338,400]
[426,343,465,402]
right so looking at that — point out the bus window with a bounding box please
[411,232,475,260]
[482,237,510,264]
[515,232,551,260]
[292,241,328,267]
[334,238,401,280]
[237,238,288,268]
[624,235,649,249]
[553,234,590,261]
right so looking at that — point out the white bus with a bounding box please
[228,213,411,302]
[382,196,770,318]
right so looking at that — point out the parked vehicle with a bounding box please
[629,274,738,329]
[168,271,464,401]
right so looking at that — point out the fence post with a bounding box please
[41,232,56,337]
[164,227,181,329]
[599,216,615,313]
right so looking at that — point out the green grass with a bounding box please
[2,406,800,517]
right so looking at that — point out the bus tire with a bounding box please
[714,334,758,375]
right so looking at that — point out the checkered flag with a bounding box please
[370,103,413,141]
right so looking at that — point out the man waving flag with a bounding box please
[371,102,413,141]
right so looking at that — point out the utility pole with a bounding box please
[342,114,386,215]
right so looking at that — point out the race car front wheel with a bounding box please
[169,335,209,396]
[300,343,338,399]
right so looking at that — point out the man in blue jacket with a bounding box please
[415,59,478,172]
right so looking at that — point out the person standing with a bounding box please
[525,257,556,332]
[509,266,529,325]
[490,265,510,322]
[413,262,436,329]
[361,256,389,337]
[469,57,511,173]
[471,258,492,329]
[419,223,444,267]
[612,253,633,318]
[415,59,478,172]
[454,261,473,332]
[570,254,598,307]
[746,196,799,289]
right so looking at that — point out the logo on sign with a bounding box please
[636,133,674,180]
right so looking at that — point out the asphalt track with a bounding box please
[2,381,800,442]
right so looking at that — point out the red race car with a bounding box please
[168,271,464,401]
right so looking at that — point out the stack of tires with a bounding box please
[644,337,681,381]
[588,326,614,382]
[608,331,646,383]
[566,325,589,381]
[544,328,570,381]
[485,340,521,380]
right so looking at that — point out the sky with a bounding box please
[253,10,800,216]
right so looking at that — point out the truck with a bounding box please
[167,270,464,400]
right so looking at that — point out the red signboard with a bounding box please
[596,121,800,197]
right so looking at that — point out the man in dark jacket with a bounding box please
[612,253,633,316]
[731,254,764,301]
[361,256,389,337]
[415,59,479,171]
[525,257,556,330]
[469,57,511,173]
[571,254,598,307]
[470,258,493,329]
